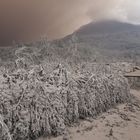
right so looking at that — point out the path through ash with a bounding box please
[39,90,140,140]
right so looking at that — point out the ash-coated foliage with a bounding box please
[0,61,130,140]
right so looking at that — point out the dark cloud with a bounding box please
[0,0,140,45]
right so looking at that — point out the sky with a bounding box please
[0,0,140,46]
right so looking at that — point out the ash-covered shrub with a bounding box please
[0,115,12,140]
[127,77,140,89]
[0,64,130,140]
[74,62,134,75]
[74,74,130,119]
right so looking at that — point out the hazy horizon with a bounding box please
[1,0,140,45]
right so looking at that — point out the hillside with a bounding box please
[62,20,140,63]
[1,20,140,65]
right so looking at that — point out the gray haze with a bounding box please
[0,0,140,45]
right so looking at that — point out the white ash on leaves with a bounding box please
[0,64,130,140]
[76,62,134,75]
[0,115,12,140]
[75,74,130,119]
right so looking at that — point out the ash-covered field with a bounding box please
[0,32,140,140]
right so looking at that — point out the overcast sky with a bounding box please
[0,0,140,45]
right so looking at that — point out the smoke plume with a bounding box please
[0,0,140,45]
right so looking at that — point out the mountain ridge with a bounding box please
[75,20,140,35]
[60,20,140,63]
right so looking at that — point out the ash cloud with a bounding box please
[0,0,140,45]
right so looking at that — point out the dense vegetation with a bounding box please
[0,37,133,140]
[0,21,140,139]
